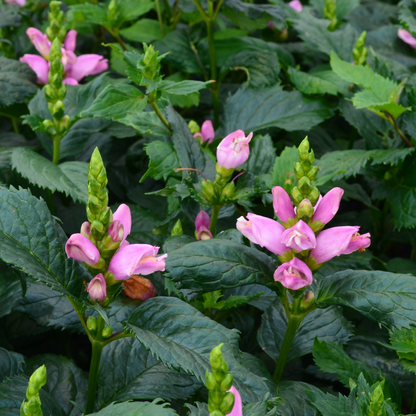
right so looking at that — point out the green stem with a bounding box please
[52,137,61,165]
[209,205,221,235]
[412,373,416,413]
[191,0,208,19]
[84,340,103,414]
[11,118,19,134]
[385,111,413,148]
[109,29,127,51]
[149,101,172,133]
[155,0,166,36]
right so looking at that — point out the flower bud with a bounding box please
[171,219,183,236]
[42,119,56,136]
[188,120,200,134]
[51,100,65,119]
[195,211,212,240]
[102,326,113,339]
[297,198,314,219]
[291,187,303,204]
[210,344,225,372]
[201,180,216,203]
[220,373,233,391]
[298,176,312,195]
[294,162,304,180]
[80,221,91,237]
[298,137,310,162]
[91,220,106,241]
[220,392,235,415]
[307,165,319,181]
[27,365,47,400]
[308,187,320,205]
[44,84,56,100]
[300,291,315,310]
[205,370,217,390]
[87,273,107,303]
[65,233,100,266]
[87,316,97,335]
[274,257,313,291]
[209,411,223,416]
[123,275,156,300]
[108,220,124,243]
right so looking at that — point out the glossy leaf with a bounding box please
[271,146,298,188]
[0,348,24,383]
[88,400,179,416]
[289,68,339,96]
[242,134,275,176]
[120,19,164,43]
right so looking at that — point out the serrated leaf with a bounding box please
[159,80,211,95]
[118,0,155,22]
[69,4,107,25]
[316,269,416,329]
[0,4,21,27]
[274,382,320,416]
[24,354,87,416]
[120,18,163,43]
[0,57,37,107]
[0,186,89,300]
[289,68,339,96]
[399,6,416,37]
[0,348,24,383]
[165,239,276,292]
[11,148,88,203]
[118,111,171,136]
[97,337,201,407]
[271,146,298,187]
[258,300,353,362]
[80,84,147,120]
[242,134,275,176]
[89,400,179,416]
[224,86,332,134]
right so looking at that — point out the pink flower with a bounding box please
[65,233,100,266]
[193,120,215,144]
[272,186,295,223]
[281,220,316,252]
[19,55,49,84]
[112,203,131,243]
[217,130,253,169]
[288,0,303,12]
[108,220,124,243]
[274,257,313,290]
[87,273,107,302]
[312,187,343,225]
[64,54,108,84]
[64,30,77,52]
[310,226,371,265]
[227,386,243,416]
[26,28,51,58]
[195,211,213,240]
[398,28,416,49]
[108,244,167,280]
[80,221,91,237]
[236,213,289,256]
[5,0,26,6]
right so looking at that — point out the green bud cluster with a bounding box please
[353,31,368,66]
[46,1,66,43]
[367,383,386,416]
[20,365,47,416]
[205,344,235,416]
[291,137,320,214]
[323,0,337,31]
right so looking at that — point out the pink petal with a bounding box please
[312,187,344,225]
[195,210,211,231]
[201,120,215,143]
[20,55,49,84]
[5,0,26,5]
[63,77,78,85]
[310,226,360,265]
[64,54,108,82]
[64,30,77,52]
[274,257,312,290]
[288,0,303,12]
[341,232,371,255]
[217,131,253,169]
[272,186,295,223]
[87,273,107,302]
[398,29,416,49]
[65,233,100,266]
[113,204,132,241]
[228,386,243,416]
[26,28,51,58]
[281,220,316,252]
[108,220,124,243]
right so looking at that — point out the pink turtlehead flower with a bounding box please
[65,233,100,266]
[288,0,302,12]
[112,203,131,243]
[5,0,26,6]
[312,187,343,225]
[193,120,215,144]
[108,220,124,243]
[80,221,91,238]
[281,220,316,252]
[237,213,288,255]
[310,226,371,265]
[195,211,212,240]
[274,257,313,290]
[20,29,108,85]
[217,130,253,169]
[228,386,243,416]
[272,186,295,223]
[398,29,416,49]
[87,273,107,303]
[108,244,167,280]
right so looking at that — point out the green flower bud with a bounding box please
[205,370,217,390]
[294,162,304,180]
[87,316,97,335]
[353,31,368,66]
[25,396,42,416]
[51,100,65,119]
[367,384,386,416]
[283,179,293,195]
[220,373,233,391]
[210,344,225,372]
[298,177,312,195]
[300,291,315,311]
[298,137,310,162]
[324,0,337,31]
[201,180,217,203]
[307,165,319,181]
[171,219,183,236]
[297,198,314,219]
[219,182,235,203]
[209,411,224,416]
[188,120,200,134]
[42,120,56,136]
[308,187,320,205]
[291,187,303,204]
[27,365,47,400]
[102,326,113,339]
[220,391,235,415]
[215,164,234,184]
[99,207,111,226]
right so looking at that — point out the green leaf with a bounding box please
[289,68,339,96]
[11,147,88,203]
[315,148,415,186]
[0,348,24,383]
[258,300,354,362]
[271,146,298,187]
[159,80,211,95]
[0,4,21,27]
[165,239,276,292]
[128,205,165,246]
[97,337,201,407]
[0,58,37,107]
[118,111,171,136]
[399,6,416,37]
[242,134,275,176]
[80,84,147,120]
[167,106,216,181]
[386,258,416,276]
[89,400,179,416]
[24,354,88,416]
[162,91,200,108]
[141,141,180,182]
[120,18,163,43]
[125,297,274,401]
[224,86,333,134]
[118,0,155,22]
[310,0,359,21]
[0,186,88,300]
[316,269,416,329]
[69,4,107,25]
[306,388,359,416]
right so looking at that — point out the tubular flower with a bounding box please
[112,203,131,243]
[237,213,289,256]
[310,226,371,265]
[398,29,416,49]
[193,120,215,144]
[20,29,108,85]
[5,0,26,5]
[195,211,213,240]
[65,233,100,266]
[108,220,124,243]
[227,386,243,416]
[108,244,167,281]
[281,220,316,252]
[217,130,253,169]
[312,187,344,225]
[87,273,107,302]
[274,257,313,290]
[288,0,303,12]
[272,186,295,223]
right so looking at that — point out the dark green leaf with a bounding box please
[316,269,416,329]
[120,19,163,43]
[128,205,165,246]
[165,239,276,292]
[69,4,107,25]
[118,111,171,136]
[0,4,21,27]
[242,134,275,176]
[224,86,333,134]
[271,146,298,187]
[159,80,211,95]
[0,348,24,383]
[89,400,179,416]
[289,68,339,96]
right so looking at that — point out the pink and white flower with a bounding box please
[193,120,215,144]
[281,220,316,252]
[274,257,313,290]
[5,0,26,6]
[217,130,253,169]
[65,233,100,266]
[87,273,107,302]
[398,28,416,49]
[272,186,295,223]
[195,211,213,240]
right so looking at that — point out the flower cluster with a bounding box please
[236,138,371,291]
[20,28,108,85]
